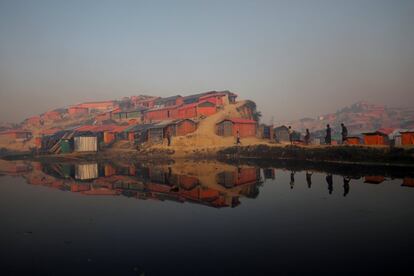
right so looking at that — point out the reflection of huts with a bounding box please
[217,167,260,188]
[274,125,289,142]
[216,118,257,137]
[400,131,414,145]
[75,163,99,180]
[364,176,385,184]
[402,177,414,187]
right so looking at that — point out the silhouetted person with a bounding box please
[341,123,348,144]
[166,130,172,146]
[236,130,241,145]
[288,126,293,145]
[343,177,351,197]
[325,124,332,145]
[306,171,313,188]
[326,174,333,194]
[290,171,295,189]
[304,129,311,145]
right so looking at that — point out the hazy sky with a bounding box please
[0,0,413,123]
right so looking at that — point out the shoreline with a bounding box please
[1,144,414,169]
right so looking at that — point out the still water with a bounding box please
[0,159,413,275]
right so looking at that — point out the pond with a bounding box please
[0,159,413,275]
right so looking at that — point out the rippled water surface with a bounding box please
[1,159,413,275]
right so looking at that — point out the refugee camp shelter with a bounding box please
[177,102,217,119]
[154,95,183,107]
[111,106,147,121]
[216,118,257,138]
[362,131,390,145]
[124,123,155,144]
[258,124,274,139]
[274,125,290,142]
[400,131,414,145]
[144,105,179,122]
[74,136,98,152]
[68,106,89,116]
[147,119,197,144]
[0,130,32,140]
[345,136,360,145]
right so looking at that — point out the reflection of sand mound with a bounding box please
[153,101,269,152]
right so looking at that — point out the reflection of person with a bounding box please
[326,174,333,194]
[236,130,241,145]
[343,177,351,197]
[306,171,313,188]
[290,171,295,189]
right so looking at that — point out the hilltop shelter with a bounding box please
[362,131,389,145]
[68,106,89,116]
[154,95,183,107]
[0,130,32,140]
[144,105,179,122]
[111,106,147,121]
[274,125,290,142]
[216,118,257,138]
[177,101,217,119]
[400,131,414,145]
[345,136,361,145]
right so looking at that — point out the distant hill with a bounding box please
[279,101,414,135]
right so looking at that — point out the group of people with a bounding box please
[285,123,348,145]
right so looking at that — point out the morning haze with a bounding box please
[0,0,413,123]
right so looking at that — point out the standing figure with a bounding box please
[166,130,172,146]
[236,130,241,145]
[288,126,293,145]
[326,174,333,194]
[325,124,332,145]
[304,129,311,145]
[306,171,313,188]
[341,123,348,144]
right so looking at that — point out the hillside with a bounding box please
[282,101,414,135]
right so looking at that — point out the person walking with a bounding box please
[341,123,348,144]
[304,129,311,145]
[288,126,293,145]
[325,124,332,145]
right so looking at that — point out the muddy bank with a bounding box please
[218,145,414,167]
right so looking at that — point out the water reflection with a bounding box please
[1,159,413,207]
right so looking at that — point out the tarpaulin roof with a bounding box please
[217,118,257,124]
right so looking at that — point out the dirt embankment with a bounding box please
[217,144,414,166]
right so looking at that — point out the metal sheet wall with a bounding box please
[74,136,98,152]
